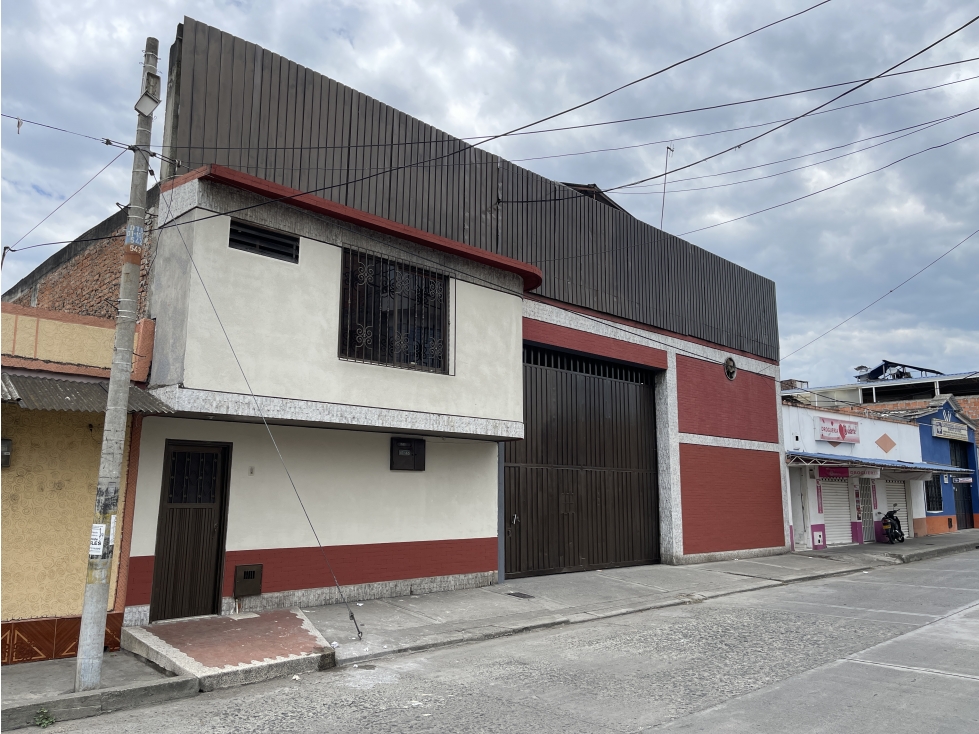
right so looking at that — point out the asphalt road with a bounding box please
[55,552,979,733]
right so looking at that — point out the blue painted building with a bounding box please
[901,397,977,533]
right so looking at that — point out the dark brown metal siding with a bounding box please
[165,17,779,361]
[504,347,659,577]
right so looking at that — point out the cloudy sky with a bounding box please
[2,0,977,386]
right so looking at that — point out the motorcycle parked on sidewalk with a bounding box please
[881,505,905,544]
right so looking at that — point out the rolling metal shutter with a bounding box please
[822,479,852,545]
[885,481,909,537]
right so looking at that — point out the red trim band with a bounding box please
[125,537,497,606]
[523,318,667,370]
[164,165,543,291]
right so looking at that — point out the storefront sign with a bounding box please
[952,476,973,484]
[817,417,860,443]
[817,466,880,479]
[932,419,969,441]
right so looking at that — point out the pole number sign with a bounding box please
[817,416,860,443]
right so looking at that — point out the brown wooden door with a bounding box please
[505,346,658,578]
[150,441,231,622]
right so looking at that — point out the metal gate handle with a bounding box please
[511,514,519,525]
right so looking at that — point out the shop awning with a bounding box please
[1,373,172,414]
[786,450,971,479]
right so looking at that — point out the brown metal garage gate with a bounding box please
[504,345,659,577]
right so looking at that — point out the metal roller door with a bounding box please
[885,481,909,537]
[504,345,659,578]
[821,479,852,545]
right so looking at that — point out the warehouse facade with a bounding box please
[3,17,788,624]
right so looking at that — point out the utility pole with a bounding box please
[75,37,161,692]
[659,143,674,231]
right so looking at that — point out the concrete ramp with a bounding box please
[121,608,334,691]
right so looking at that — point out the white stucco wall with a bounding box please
[782,405,923,463]
[129,416,499,557]
[163,212,523,423]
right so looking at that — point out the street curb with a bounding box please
[0,675,198,731]
[880,543,979,565]
[335,615,571,666]
[333,580,785,668]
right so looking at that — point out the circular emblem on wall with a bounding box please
[724,357,737,381]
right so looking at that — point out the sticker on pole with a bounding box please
[125,224,145,246]
[109,514,117,547]
[89,524,106,557]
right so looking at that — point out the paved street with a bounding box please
[45,552,979,733]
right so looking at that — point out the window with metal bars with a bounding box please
[925,478,943,512]
[339,247,448,373]
[167,451,219,504]
[523,344,654,385]
[228,220,300,263]
[948,440,969,468]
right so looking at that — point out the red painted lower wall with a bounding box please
[680,444,785,555]
[126,537,497,606]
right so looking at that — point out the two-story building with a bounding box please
[4,17,792,628]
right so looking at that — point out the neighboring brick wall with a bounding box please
[677,355,779,443]
[2,187,159,321]
[680,444,785,554]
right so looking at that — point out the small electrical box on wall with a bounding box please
[813,531,824,546]
[234,564,263,598]
[1,438,11,468]
[391,437,425,471]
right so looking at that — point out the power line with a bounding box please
[779,227,979,362]
[453,0,835,146]
[143,57,979,155]
[485,60,979,140]
[678,130,978,236]
[3,149,127,257]
[605,13,979,192]
[505,108,974,203]
[613,105,977,188]
[612,106,977,195]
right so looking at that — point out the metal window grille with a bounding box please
[949,440,969,469]
[925,478,943,512]
[339,247,448,373]
[167,451,219,504]
[228,220,300,263]
[522,345,654,385]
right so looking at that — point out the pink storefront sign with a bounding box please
[817,417,860,443]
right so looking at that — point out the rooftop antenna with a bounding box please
[660,143,674,230]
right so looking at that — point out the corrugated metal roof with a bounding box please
[1,373,172,414]
[786,451,971,474]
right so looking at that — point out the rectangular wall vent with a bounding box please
[229,220,300,264]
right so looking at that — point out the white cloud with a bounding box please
[2,0,977,384]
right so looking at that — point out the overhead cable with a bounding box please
[614,106,977,195]
[604,13,979,192]
[780,227,979,361]
[4,149,127,255]
[678,130,978,235]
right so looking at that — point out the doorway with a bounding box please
[954,484,975,530]
[150,441,232,622]
[504,346,659,577]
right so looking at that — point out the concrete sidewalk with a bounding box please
[5,538,975,730]
[304,552,877,666]
[0,652,196,731]
[796,528,979,565]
